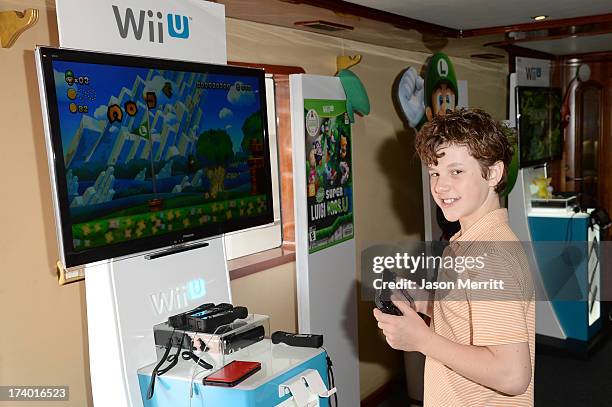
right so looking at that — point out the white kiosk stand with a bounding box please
[51,2,229,406]
[508,63,602,343]
[45,3,337,406]
[290,74,361,407]
[506,67,566,339]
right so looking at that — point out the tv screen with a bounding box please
[36,47,273,268]
[516,86,563,168]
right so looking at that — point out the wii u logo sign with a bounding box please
[525,67,542,80]
[150,278,206,315]
[112,5,191,43]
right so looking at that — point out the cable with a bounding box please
[157,331,188,376]
[182,350,213,369]
[188,345,214,407]
[146,328,176,400]
[188,320,243,403]
[321,346,338,407]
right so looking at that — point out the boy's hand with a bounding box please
[389,286,431,317]
[373,299,431,353]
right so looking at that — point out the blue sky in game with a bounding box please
[51,60,262,155]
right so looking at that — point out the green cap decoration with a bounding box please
[336,69,370,123]
[424,52,458,109]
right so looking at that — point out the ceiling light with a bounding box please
[532,15,548,21]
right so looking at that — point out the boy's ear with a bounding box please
[487,161,504,188]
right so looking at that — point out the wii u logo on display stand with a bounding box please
[112,5,191,43]
[150,278,206,315]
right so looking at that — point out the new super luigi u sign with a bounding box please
[304,99,354,253]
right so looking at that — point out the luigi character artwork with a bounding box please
[396,53,464,239]
[397,52,459,130]
[304,99,354,253]
[424,53,458,121]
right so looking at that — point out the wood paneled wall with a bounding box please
[552,59,612,240]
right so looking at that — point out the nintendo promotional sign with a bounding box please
[53,1,228,407]
[55,0,226,64]
[304,99,354,253]
[516,57,551,87]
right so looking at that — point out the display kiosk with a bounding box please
[35,2,338,406]
[508,63,603,348]
[290,74,360,407]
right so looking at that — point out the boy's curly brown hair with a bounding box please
[415,108,514,194]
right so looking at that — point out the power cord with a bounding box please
[188,321,243,404]
[147,328,180,400]
[321,346,338,407]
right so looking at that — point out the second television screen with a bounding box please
[516,86,562,168]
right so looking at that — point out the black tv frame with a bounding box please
[36,46,274,268]
[515,86,563,168]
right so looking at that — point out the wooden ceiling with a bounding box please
[217,0,612,62]
[216,0,508,63]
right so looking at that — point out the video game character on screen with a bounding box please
[51,61,269,251]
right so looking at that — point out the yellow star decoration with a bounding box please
[183,218,190,227]
[152,227,158,234]
[226,211,232,220]
[105,232,114,243]
[82,225,91,235]
[94,223,102,232]
[125,219,133,227]
[124,229,132,238]
[138,220,146,229]
[136,230,143,237]
[174,210,181,218]
[167,211,175,221]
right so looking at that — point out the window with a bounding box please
[224,76,281,259]
[224,63,304,261]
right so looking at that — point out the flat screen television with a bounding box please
[36,47,273,268]
[516,86,563,168]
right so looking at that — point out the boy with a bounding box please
[373,108,535,406]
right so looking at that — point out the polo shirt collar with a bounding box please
[450,208,508,243]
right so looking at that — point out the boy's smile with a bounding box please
[428,144,501,232]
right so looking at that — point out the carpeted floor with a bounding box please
[535,333,612,406]
[376,331,612,407]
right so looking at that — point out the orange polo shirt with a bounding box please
[423,208,535,407]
